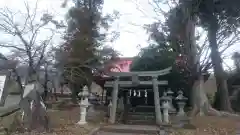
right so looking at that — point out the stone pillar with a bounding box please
[78,102,88,125]
[109,76,119,124]
[152,76,162,125]
[177,102,186,116]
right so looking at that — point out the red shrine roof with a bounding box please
[93,57,134,82]
[104,57,133,73]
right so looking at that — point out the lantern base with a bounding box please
[77,120,87,125]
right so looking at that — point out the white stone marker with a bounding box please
[77,85,89,125]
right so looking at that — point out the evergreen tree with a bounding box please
[62,0,119,102]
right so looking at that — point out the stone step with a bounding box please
[127,119,156,125]
[99,124,160,134]
[128,114,155,121]
[130,106,155,112]
[128,112,155,116]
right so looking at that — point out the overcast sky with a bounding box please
[0,0,239,69]
[0,0,169,56]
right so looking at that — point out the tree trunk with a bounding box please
[190,75,225,116]
[208,20,232,112]
[190,75,239,118]
[42,66,48,101]
[183,13,200,107]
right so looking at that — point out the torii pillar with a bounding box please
[109,76,119,123]
[152,76,162,125]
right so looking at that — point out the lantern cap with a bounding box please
[83,85,88,91]
[166,88,173,94]
[175,90,187,100]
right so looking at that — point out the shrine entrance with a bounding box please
[104,67,172,124]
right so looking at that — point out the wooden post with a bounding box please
[152,76,162,125]
[109,76,119,124]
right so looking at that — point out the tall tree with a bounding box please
[192,0,240,111]
[62,0,119,102]
[150,0,240,111]
[132,0,240,113]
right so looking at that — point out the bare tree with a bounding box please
[0,1,60,78]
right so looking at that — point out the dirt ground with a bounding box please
[1,99,239,135]
[1,99,106,135]
[171,116,239,135]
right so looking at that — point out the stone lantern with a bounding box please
[160,92,171,103]
[77,85,89,125]
[175,90,187,116]
[166,88,176,112]
[160,92,171,123]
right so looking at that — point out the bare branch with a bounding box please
[0,43,25,51]
[0,1,57,77]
